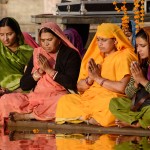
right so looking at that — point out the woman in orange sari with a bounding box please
[0,22,81,126]
[55,23,137,127]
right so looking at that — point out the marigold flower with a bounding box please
[122,1,127,5]
[113,1,117,5]
[48,129,53,133]
[33,129,39,134]
[134,15,140,19]
[113,0,145,33]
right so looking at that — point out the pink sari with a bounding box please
[0,47,68,125]
[23,32,39,48]
[0,22,79,126]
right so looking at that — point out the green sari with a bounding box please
[0,41,33,91]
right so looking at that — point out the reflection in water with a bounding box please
[114,135,150,150]
[0,128,150,150]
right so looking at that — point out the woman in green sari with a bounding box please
[0,17,33,93]
[109,27,150,129]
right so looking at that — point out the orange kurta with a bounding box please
[55,23,137,127]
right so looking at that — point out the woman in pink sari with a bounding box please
[0,22,81,126]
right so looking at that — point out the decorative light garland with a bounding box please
[113,0,145,33]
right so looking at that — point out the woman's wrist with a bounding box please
[47,69,58,79]
[85,77,94,86]
[95,77,107,86]
[100,78,108,86]
[32,69,42,81]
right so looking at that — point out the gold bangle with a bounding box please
[100,79,107,86]
[33,72,41,79]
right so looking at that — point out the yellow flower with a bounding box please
[122,1,127,5]
[135,25,140,28]
[134,15,140,19]
[140,9,145,13]
[140,14,145,17]
[115,7,119,11]
[135,20,139,23]
[48,129,53,133]
[134,11,140,15]
[33,129,39,134]
[113,1,117,5]
[141,5,144,9]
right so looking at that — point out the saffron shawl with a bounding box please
[78,23,137,81]
[55,23,138,127]
[0,41,33,91]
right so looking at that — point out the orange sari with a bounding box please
[55,23,138,127]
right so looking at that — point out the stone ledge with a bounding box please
[7,120,150,136]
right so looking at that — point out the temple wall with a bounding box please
[0,0,60,37]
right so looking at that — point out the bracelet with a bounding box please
[52,71,58,80]
[85,77,93,86]
[100,79,107,86]
[32,69,41,79]
[50,70,58,79]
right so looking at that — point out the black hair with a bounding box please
[39,27,60,39]
[136,29,147,41]
[0,17,24,43]
[136,29,149,73]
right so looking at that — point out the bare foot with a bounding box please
[88,118,100,126]
[85,134,101,144]
[9,112,34,121]
[116,135,141,144]
[115,119,140,128]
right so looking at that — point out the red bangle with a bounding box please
[100,79,107,86]
[85,77,93,86]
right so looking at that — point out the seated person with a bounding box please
[63,28,85,57]
[0,17,33,93]
[20,28,82,91]
[109,27,150,129]
[0,21,81,126]
[55,23,137,127]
